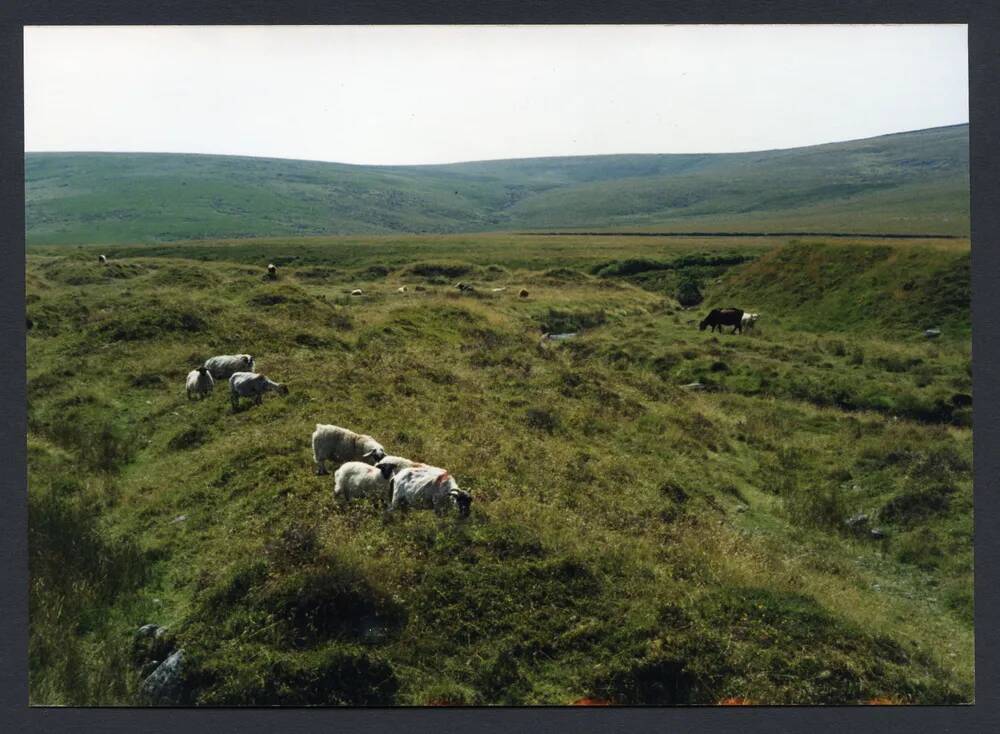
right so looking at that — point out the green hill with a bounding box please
[28,234,972,705]
[25,124,969,245]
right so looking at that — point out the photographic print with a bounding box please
[24,24,972,706]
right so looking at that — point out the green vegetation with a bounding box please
[26,124,969,245]
[27,233,971,705]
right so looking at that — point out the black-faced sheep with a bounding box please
[266,263,277,279]
[185,366,214,400]
[388,465,472,517]
[228,371,288,410]
[204,354,255,379]
[311,424,386,475]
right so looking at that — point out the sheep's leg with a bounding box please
[315,458,327,476]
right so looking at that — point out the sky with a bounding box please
[23,25,969,166]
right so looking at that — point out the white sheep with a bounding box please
[98,254,108,265]
[204,354,255,379]
[333,461,394,504]
[389,464,472,517]
[311,424,386,475]
[266,263,277,279]
[397,285,408,294]
[185,366,214,400]
[228,371,288,409]
[741,312,760,334]
[351,288,364,296]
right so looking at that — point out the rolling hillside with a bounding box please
[27,235,972,705]
[25,124,969,245]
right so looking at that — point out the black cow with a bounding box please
[699,308,745,334]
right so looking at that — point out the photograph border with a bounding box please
[2,1,998,732]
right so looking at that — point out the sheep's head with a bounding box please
[450,489,472,517]
[362,447,387,465]
[698,320,708,331]
[378,463,394,481]
[197,366,209,375]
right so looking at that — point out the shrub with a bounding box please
[676,277,703,307]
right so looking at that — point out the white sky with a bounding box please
[24,25,969,166]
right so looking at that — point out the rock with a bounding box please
[845,513,869,529]
[735,504,748,513]
[171,514,187,524]
[139,649,187,705]
[682,382,706,391]
[924,328,941,339]
[135,623,161,639]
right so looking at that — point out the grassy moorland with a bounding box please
[25,124,969,245]
[27,234,971,705]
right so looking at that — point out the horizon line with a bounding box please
[23,122,970,169]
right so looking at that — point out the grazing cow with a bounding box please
[699,308,745,334]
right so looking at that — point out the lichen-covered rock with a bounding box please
[140,649,188,705]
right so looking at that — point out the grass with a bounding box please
[26,233,972,705]
[25,124,969,245]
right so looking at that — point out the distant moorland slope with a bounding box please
[25,124,969,245]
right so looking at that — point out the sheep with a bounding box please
[333,461,394,504]
[228,371,288,410]
[388,464,472,517]
[266,263,277,279]
[397,285,408,293]
[741,312,760,334]
[375,454,423,477]
[204,354,255,379]
[351,288,364,296]
[491,287,507,292]
[311,424,387,475]
[185,366,214,400]
[98,254,108,265]
[519,289,529,298]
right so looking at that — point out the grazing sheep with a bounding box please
[519,289,529,298]
[389,464,472,517]
[266,263,277,279]
[741,312,760,334]
[185,366,214,400]
[375,455,423,476]
[311,424,387,475]
[204,354,255,379]
[333,461,394,503]
[397,285,408,293]
[228,371,288,410]
[456,282,475,293]
[351,288,364,296]
[98,254,108,265]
